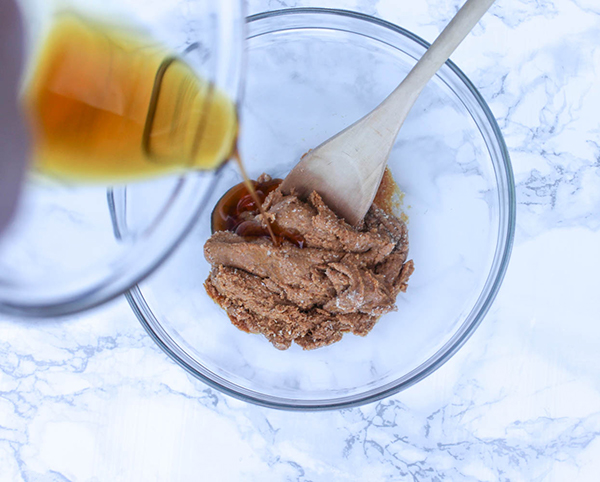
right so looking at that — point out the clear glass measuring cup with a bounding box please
[0,0,244,316]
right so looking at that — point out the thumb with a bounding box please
[0,0,29,236]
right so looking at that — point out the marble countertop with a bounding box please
[1,0,599,480]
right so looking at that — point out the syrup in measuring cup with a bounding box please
[24,12,237,182]
[23,12,284,245]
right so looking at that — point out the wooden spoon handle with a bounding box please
[382,0,495,124]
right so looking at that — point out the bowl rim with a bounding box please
[127,7,516,411]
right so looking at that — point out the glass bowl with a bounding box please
[0,0,244,316]
[125,8,515,410]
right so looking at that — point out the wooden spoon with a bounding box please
[280,0,495,225]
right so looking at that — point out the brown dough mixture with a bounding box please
[204,174,414,350]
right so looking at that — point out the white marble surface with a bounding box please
[1,0,599,480]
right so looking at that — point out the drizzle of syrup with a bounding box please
[211,175,305,248]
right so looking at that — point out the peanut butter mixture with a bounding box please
[204,174,414,350]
